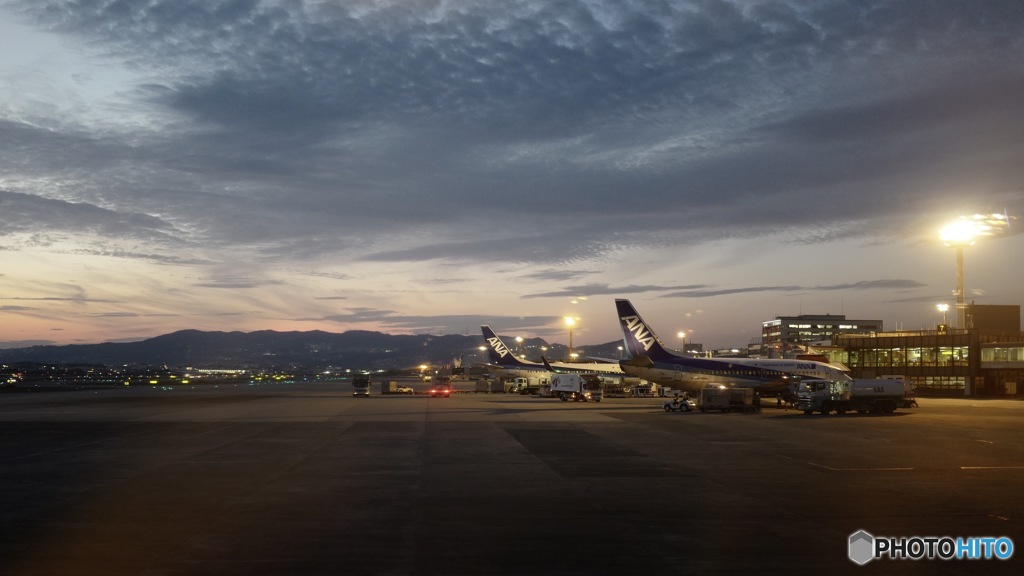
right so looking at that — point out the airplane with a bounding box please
[480,326,623,378]
[614,299,851,394]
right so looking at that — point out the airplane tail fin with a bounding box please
[480,326,533,367]
[615,299,678,362]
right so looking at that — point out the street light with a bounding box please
[564,317,575,361]
[515,336,523,357]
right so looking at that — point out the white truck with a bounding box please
[545,374,603,402]
[794,379,916,415]
[509,375,549,395]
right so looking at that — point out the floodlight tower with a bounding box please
[564,317,575,361]
[939,219,979,329]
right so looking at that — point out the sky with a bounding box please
[2,0,1024,351]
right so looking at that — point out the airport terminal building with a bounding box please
[761,314,883,355]
[795,305,1024,397]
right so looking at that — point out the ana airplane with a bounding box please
[615,299,850,394]
[480,326,622,377]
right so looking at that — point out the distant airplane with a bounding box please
[479,326,622,378]
[614,299,850,394]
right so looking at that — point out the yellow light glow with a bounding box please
[564,317,575,327]
[939,219,980,246]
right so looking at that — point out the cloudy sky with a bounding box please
[2,0,1023,351]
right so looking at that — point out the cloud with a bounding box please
[520,269,601,282]
[301,271,352,281]
[192,277,285,289]
[2,1,1023,346]
[70,248,211,266]
[5,1,1023,261]
[323,307,399,324]
[0,296,122,304]
[523,283,708,299]
[316,308,561,337]
[0,339,57,349]
[0,190,187,248]
[663,279,927,298]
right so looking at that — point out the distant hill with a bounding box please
[0,330,626,371]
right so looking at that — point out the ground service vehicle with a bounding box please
[548,374,603,402]
[663,396,695,412]
[429,377,452,398]
[698,387,757,412]
[794,379,916,415]
[509,375,548,395]
[352,375,371,397]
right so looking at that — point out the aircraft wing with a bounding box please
[583,356,619,364]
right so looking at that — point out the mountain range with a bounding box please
[0,330,624,371]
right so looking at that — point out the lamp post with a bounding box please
[564,317,575,361]
[515,336,523,357]
[940,219,979,329]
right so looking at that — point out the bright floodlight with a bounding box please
[940,219,980,246]
[938,214,1000,330]
[941,212,1014,246]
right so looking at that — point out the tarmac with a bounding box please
[2,381,1023,575]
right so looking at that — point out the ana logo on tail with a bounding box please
[622,315,657,352]
[487,337,512,359]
